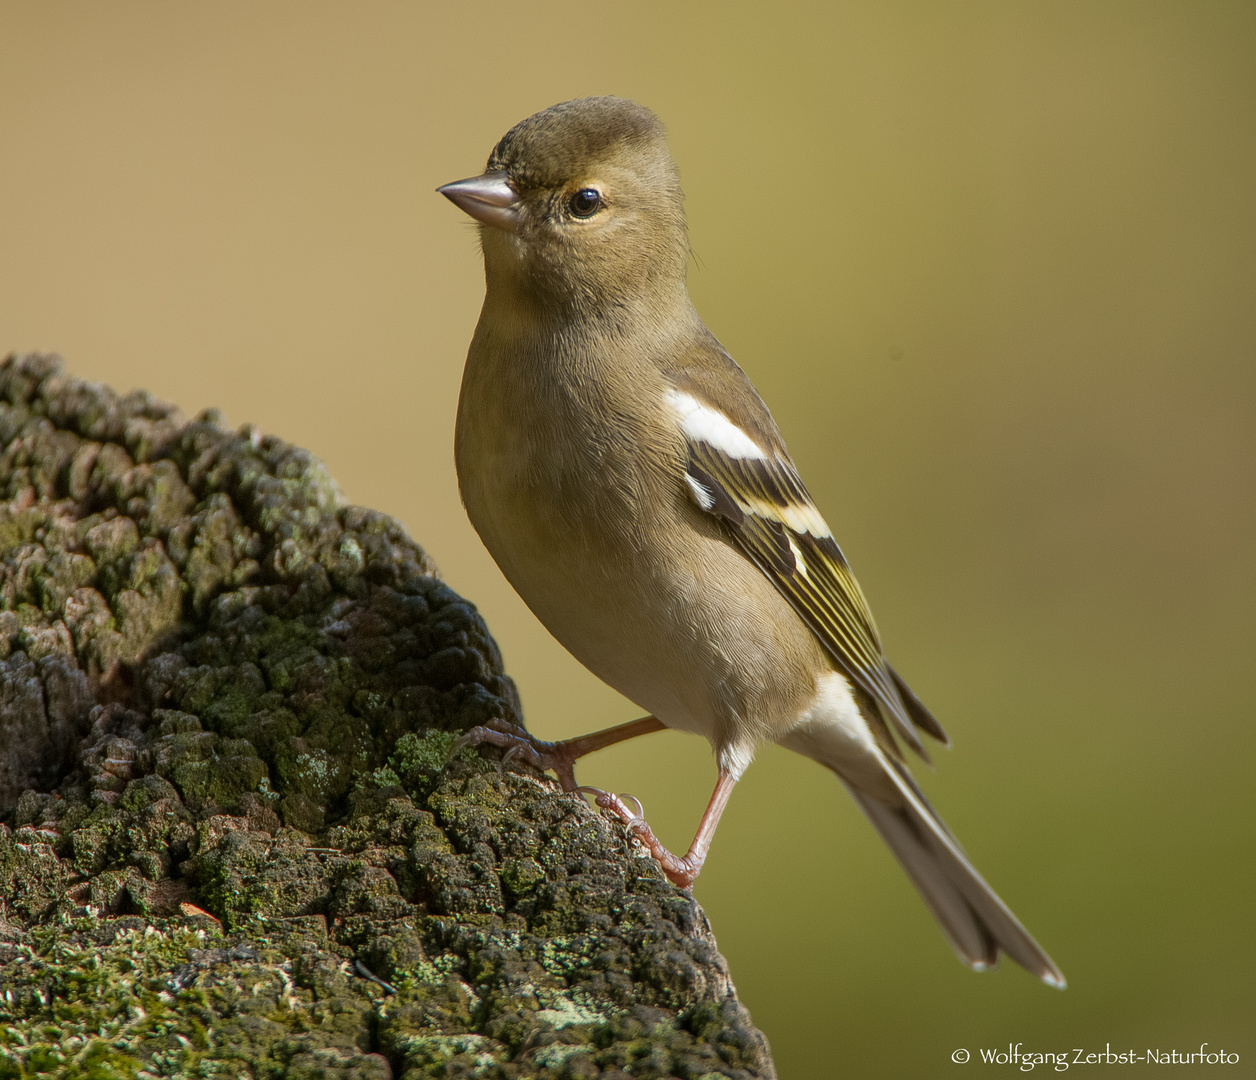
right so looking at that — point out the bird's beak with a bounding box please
[437,171,521,233]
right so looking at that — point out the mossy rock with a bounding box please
[0,354,775,1080]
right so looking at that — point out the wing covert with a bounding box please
[680,422,940,759]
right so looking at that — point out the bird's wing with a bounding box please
[665,381,947,760]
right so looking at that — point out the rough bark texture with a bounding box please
[0,354,775,1080]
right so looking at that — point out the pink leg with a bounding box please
[587,770,738,889]
[455,715,666,791]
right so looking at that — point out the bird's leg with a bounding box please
[454,715,666,791]
[583,770,738,889]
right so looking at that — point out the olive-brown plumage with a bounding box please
[440,96,1064,986]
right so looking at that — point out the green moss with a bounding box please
[388,730,490,798]
[0,919,394,1078]
[0,355,774,1080]
[499,856,545,898]
[536,990,607,1030]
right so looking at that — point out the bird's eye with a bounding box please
[569,188,603,218]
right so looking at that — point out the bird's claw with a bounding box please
[574,786,645,823]
[453,722,579,789]
[575,786,698,886]
[451,718,528,756]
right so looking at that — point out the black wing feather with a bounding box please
[683,438,946,759]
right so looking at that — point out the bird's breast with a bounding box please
[453,324,827,763]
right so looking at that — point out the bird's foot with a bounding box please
[577,786,702,889]
[454,715,667,792]
[454,720,582,790]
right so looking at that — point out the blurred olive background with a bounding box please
[2,2,1253,1075]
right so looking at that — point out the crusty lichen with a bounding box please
[0,355,774,1079]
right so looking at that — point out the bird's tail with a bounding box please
[838,755,1065,987]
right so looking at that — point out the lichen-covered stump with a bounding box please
[0,355,775,1080]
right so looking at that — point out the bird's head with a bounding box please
[439,97,689,316]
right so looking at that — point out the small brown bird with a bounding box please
[439,96,1064,986]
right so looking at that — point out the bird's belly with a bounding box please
[462,457,825,766]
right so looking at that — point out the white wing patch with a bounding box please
[787,533,809,576]
[747,486,832,539]
[683,473,716,511]
[665,390,767,461]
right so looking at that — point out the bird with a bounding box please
[438,95,1064,986]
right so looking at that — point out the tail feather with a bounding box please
[841,758,1065,987]
[887,664,950,746]
[780,669,1065,986]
